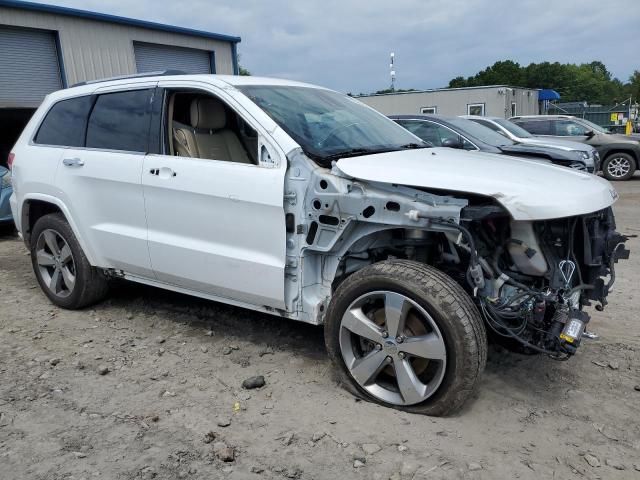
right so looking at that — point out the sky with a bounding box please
[46,0,638,93]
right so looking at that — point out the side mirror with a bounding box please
[585,130,596,139]
[442,137,463,149]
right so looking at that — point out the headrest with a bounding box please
[190,97,226,130]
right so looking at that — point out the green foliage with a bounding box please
[447,60,635,104]
[238,66,251,76]
[374,88,418,94]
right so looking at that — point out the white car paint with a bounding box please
[335,147,617,220]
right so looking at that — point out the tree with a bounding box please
[448,60,630,104]
[238,66,251,76]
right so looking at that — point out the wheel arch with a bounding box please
[602,148,639,168]
[20,194,98,265]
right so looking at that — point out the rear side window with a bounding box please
[86,89,153,152]
[515,120,551,135]
[34,96,94,147]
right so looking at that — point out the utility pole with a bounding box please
[390,52,396,91]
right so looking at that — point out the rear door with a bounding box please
[142,82,287,309]
[54,84,156,276]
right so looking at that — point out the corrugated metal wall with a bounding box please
[358,87,539,118]
[133,42,212,74]
[0,6,235,86]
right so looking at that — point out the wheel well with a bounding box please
[604,149,638,168]
[22,200,63,245]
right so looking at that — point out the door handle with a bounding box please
[149,167,177,178]
[63,157,84,167]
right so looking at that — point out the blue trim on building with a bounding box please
[209,51,216,74]
[53,31,67,88]
[0,0,241,44]
[231,43,239,75]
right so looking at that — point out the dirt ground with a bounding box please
[1,177,639,480]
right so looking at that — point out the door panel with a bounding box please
[55,148,152,276]
[142,154,286,308]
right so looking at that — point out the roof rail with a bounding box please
[71,70,188,88]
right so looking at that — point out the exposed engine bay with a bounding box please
[327,204,630,359]
[443,204,630,358]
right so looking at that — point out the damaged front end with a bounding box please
[458,205,630,359]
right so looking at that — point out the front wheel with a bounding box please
[602,153,636,181]
[324,260,487,416]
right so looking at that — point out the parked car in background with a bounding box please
[462,115,600,172]
[8,73,629,415]
[510,115,640,181]
[0,165,14,226]
[391,115,596,172]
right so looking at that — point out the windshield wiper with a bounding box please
[322,147,393,162]
[399,142,430,149]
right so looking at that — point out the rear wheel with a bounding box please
[602,153,635,181]
[31,213,108,309]
[324,260,487,416]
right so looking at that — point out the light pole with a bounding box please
[390,52,396,91]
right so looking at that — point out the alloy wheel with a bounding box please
[606,156,632,179]
[35,229,76,298]
[339,291,447,406]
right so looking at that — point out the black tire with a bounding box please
[602,153,636,181]
[324,260,487,416]
[30,213,109,309]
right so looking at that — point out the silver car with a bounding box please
[463,115,600,172]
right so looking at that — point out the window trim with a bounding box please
[420,106,437,114]
[467,103,485,116]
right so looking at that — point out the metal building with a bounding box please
[0,0,241,164]
[357,85,539,119]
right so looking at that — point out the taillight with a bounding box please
[7,152,15,170]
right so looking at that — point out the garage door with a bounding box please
[0,26,63,108]
[134,42,212,74]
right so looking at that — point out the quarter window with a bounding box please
[34,96,94,147]
[86,89,153,152]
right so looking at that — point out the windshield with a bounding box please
[445,117,515,147]
[493,118,533,138]
[577,118,609,134]
[238,86,428,164]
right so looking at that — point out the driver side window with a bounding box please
[166,90,258,165]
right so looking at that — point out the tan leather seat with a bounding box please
[180,98,252,164]
[172,120,197,157]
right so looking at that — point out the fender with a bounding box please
[19,193,99,266]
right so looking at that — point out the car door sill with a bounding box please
[122,273,303,323]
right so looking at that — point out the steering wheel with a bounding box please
[317,122,362,148]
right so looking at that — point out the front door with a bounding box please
[142,85,287,309]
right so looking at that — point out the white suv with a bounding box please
[8,73,629,415]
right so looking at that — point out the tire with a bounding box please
[30,213,108,309]
[602,153,636,181]
[324,260,487,416]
